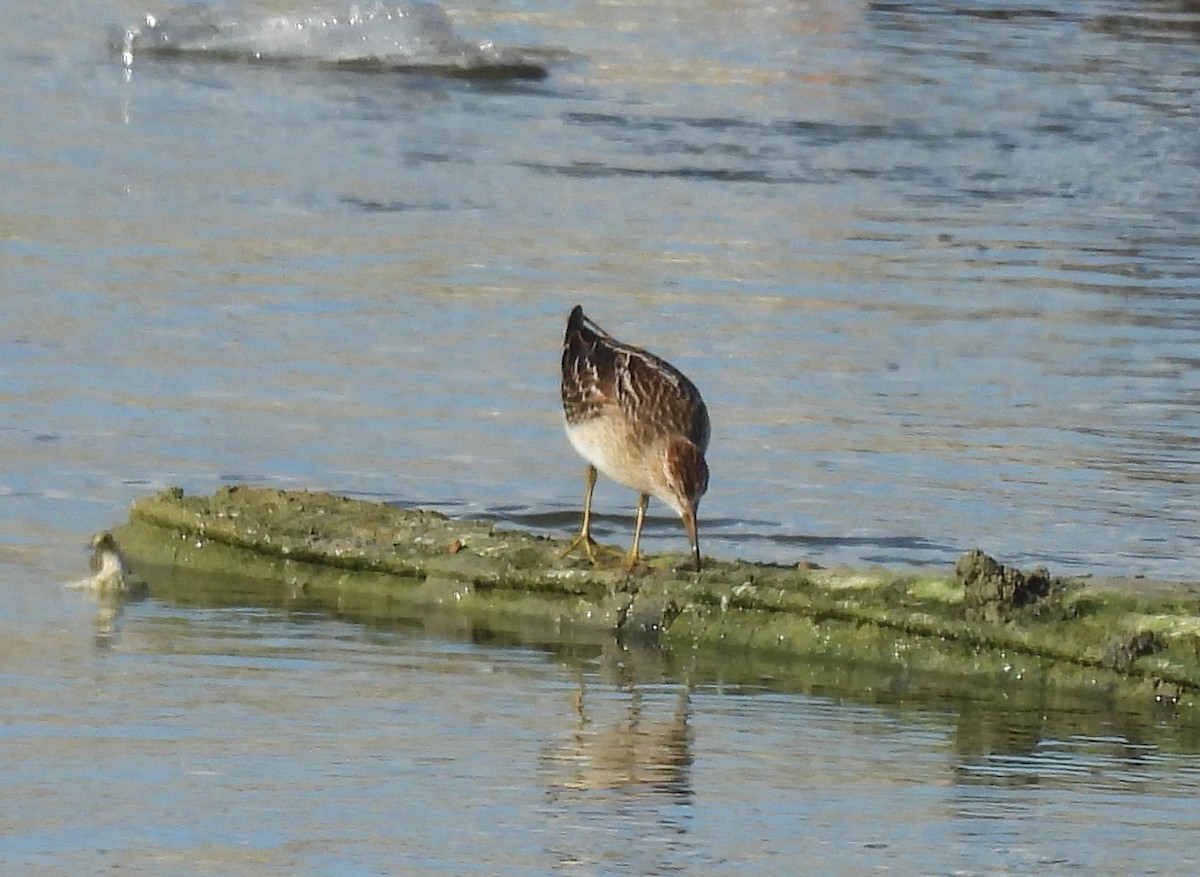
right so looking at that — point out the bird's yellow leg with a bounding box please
[625,493,650,570]
[560,465,608,563]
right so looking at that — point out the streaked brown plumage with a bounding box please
[560,305,710,571]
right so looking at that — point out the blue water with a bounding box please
[6,0,1200,577]
[4,599,1200,876]
[3,1,1200,873]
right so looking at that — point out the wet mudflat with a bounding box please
[5,0,1200,872]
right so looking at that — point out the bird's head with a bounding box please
[660,436,709,571]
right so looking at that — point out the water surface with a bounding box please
[3,0,1200,872]
[4,592,1200,875]
[5,0,1200,577]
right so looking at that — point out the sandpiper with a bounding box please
[560,305,710,572]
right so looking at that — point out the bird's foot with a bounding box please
[559,532,622,565]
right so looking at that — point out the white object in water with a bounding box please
[68,533,132,593]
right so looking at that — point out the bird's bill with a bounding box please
[682,508,701,572]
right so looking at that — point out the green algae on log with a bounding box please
[110,485,1200,707]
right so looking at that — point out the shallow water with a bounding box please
[4,0,1200,872]
[5,0,1200,577]
[5,594,1200,876]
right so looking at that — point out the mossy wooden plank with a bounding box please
[107,486,1200,708]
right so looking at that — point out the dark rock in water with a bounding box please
[956,548,1064,624]
[112,2,561,80]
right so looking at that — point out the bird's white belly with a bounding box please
[564,416,659,497]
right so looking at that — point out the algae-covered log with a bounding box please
[110,486,1200,707]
